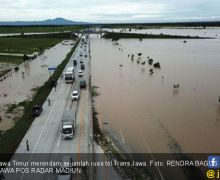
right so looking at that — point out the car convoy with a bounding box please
[32,36,89,141]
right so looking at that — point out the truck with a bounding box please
[64,66,75,83]
[61,111,76,139]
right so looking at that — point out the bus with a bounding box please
[64,66,75,83]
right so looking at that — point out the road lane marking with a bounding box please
[57,133,61,148]
[32,84,64,153]
[120,129,125,144]
[141,137,165,180]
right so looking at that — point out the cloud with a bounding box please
[0,0,219,22]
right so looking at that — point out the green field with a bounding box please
[0,55,23,64]
[0,37,63,54]
[0,32,77,54]
[0,25,83,34]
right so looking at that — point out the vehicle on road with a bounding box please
[78,70,83,77]
[73,60,77,66]
[64,66,75,83]
[80,80,86,88]
[80,59,83,64]
[32,105,43,117]
[72,90,79,100]
[81,64,85,70]
[61,111,75,139]
[84,54,87,57]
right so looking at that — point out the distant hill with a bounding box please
[0,18,88,26]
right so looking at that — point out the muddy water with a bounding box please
[104,27,220,38]
[0,40,74,130]
[91,34,220,153]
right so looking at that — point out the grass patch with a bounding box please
[0,38,80,156]
[18,100,29,107]
[0,25,84,34]
[0,55,23,64]
[103,32,209,41]
[0,37,61,54]
[0,32,77,54]
[91,86,100,97]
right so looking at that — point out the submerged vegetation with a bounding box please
[91,86,100,97]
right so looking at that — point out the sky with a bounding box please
[0,0,220,23]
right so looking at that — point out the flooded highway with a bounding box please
[90,30,220,153]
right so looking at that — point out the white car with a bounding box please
[78,70,83,77]
[72,90,79,100]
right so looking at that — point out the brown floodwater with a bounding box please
[103,27,220,38]
[91,32,220,153]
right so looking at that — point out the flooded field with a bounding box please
[104,27,220,38]
[0,40,74,131]
[91,31,220,153]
